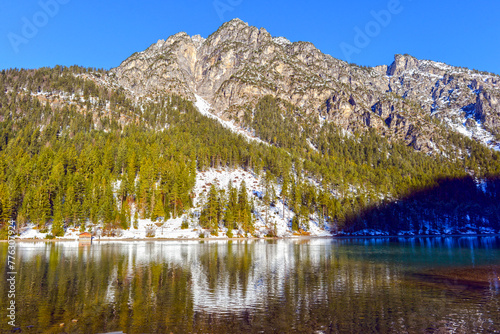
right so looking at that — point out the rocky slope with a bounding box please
[108,18,500,152]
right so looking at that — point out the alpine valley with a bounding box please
[1,19,500,239]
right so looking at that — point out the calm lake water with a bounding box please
[1,237,500,333]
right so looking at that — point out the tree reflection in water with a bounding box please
[0,238,499,333]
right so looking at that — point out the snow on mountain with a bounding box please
[194,94,267,145]
[16,168,333,240]
[272,36,292,46]
[193,168,258,207]
[109,21,500,155]
[442,108,500,151]
[193,168,332,238]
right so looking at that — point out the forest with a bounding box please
[0,66,499,238]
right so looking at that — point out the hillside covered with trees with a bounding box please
[0,67,499,238]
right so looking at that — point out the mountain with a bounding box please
[109,18,500,153]
[1,19,500,239]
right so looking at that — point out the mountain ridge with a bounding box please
[106,19,500,154]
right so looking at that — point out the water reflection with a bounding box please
[1,237,499,333]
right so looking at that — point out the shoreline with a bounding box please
[2,233,500,242]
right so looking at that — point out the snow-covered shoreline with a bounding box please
[9,167,333,241]
[4,233,500,243]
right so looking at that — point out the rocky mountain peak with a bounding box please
[108,20,500,153]
[387,54,420,76]
[191,35,206,49]
[206,18,272,47]
[165,31,192,45]
[226,17,247,27]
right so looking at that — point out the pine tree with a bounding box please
[51,196,65,237]
[151,190,165,222]
[280,174,290,223]
[0,186,12,226]
[263,170,273,227]
[292,214,300,231]
[99,182,116,227]
[64,185,76,226]
[224,181,238,231]
[223,206,235,230]
[293,180,302,215]
[127,152,136,195]
[300,204,310,231]
[35,184,51,229]
[318,190,328,228]
[237,181,247,224]
[119,199,130,230]
[237,181,253,233]
[133,210,139,229]
[170,181,180,218]
[207,184,219,233]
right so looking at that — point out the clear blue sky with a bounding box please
[1,0,499,74]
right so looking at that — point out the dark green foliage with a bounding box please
[181,219,189,230]
[343,176,500,235]
[223,181,238,230]
[0,67,499,236]
[199,181,254,235]
[199,184,221,234]
[252,96,306,149]
[236,181,254,233]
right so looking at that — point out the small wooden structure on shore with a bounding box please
[79,232,92,243]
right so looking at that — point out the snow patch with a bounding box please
[194,94,268,145]
[443,108,500,151]
[273,36,292,47]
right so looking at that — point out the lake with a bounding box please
[1,237,499,333]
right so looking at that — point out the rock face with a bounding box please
[109,19,500,152]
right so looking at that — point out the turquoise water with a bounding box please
[1,237,499,333]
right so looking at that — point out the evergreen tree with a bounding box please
[223,181,238,230]
[200,184,220,235]
[170,182,181,218]
[133,210,139,229]
[237,181,253,233]
[119,199,130,230]
[263,170,273,227]
[0,187,12,226]
[280,174,290,223]
[0,69,499,238]
[151,190,165,222]
[51,196,65,237]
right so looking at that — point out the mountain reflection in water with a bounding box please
[1,237,499,333]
